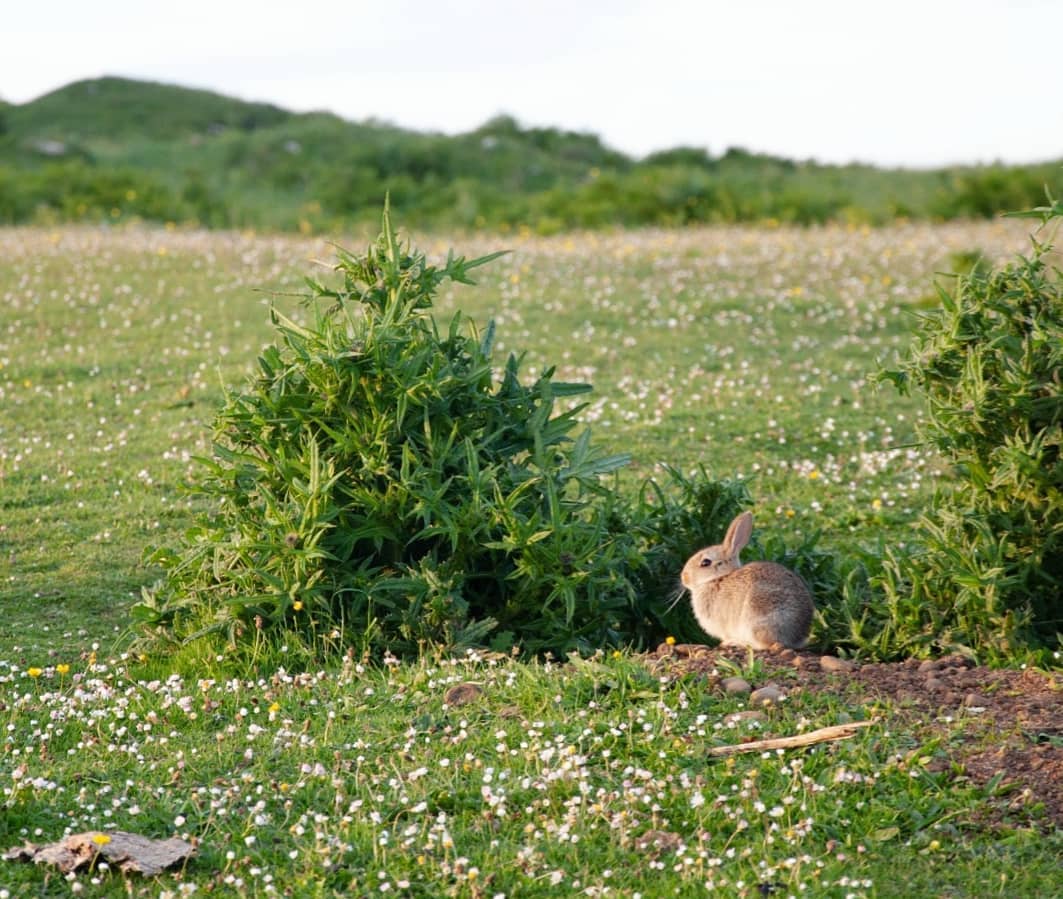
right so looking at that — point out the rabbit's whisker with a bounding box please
[664,585,687,614]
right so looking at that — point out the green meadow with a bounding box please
[0,219,1038,655]
[2,220,1060,897]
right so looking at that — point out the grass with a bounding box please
[0,220,1036,659]
[4,650,1060,897]
[2,220,1059,896]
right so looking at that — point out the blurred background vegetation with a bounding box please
[1,75,1059,233]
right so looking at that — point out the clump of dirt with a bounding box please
[645,643,1063,829]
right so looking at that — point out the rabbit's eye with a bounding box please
[699,557,714,568]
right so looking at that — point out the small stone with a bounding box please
[750,684,786,706]
[924,677,947,693]
[721,676,752,695]
[942,655,974,669]
[918,659,936,673]
[963,693,988,710]
[776,648,797,662]
[819,655,855,673]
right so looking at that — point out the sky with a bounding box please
[3,0,1061,168]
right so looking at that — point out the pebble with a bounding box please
[750,684,786,706]
[721,676,752,695]
[820,655,855,673]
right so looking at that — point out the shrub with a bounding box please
[932,166,1052,219]
[874,200,1063,662]
[135,208,756,660]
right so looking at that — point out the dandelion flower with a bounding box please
[91,833,111,846]
[27,667,43,678]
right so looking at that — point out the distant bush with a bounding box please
[3,76,1062,232]
[872,199,1063,662]
[0,160,187,224]
[135,209,760,661]
[932,166,1053,219]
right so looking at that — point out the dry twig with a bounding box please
[708,720,876,758]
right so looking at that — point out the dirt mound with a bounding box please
[646,644,1063,829]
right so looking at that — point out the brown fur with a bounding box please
[681,513,814,649]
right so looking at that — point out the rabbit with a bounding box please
[679,511,814,649]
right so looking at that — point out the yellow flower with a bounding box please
[292,600,304,612]
[27,667,43,678]
[56,664,70,676]
[665,636,676,646]
[268,702,281,714]
[91,833,112,846]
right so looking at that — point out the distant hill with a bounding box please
[0,75,1059,232]
[3,76,292,142]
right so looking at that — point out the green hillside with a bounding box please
[3,75,291,141]
[0,75,1059,231]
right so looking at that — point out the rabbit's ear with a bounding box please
[723,511,753,556]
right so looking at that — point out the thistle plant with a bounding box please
[874,199,1063,662]
[135,208,750,659]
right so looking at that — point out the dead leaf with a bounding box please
[443,683,483,706]
[4,831,193,876]
[634,829,683,857]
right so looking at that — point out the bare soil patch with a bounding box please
[646,644,1063,829]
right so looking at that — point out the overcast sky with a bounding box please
[3,0,1061,167]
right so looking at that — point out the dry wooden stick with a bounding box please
[708,720,876,758]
